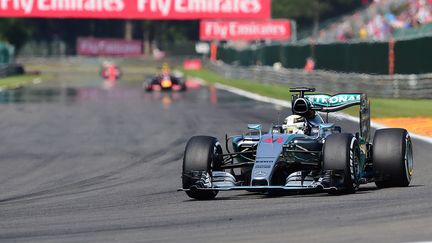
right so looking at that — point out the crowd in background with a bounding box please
[316,0,432,42]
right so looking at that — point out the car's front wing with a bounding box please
[179,185,338,193]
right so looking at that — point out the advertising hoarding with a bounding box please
[77,38,142,56]
[200,20,292,40]
[0,0,270,19]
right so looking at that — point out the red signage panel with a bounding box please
[0,0,270,19]
[200,20,292,41]
[183,59,202,70]
[77,38,142,56]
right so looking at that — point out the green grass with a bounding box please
[184,69,292,100]
[185,69,432,118]
[0,74,41,89]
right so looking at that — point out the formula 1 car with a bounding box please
[100,62,122,81]
[144,74,187,92]
[144,64,186,92]
[180,87,414,200]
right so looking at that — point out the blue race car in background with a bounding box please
[180,87,414,200]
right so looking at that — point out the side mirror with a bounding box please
[248,124,262,131]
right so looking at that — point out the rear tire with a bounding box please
[182,136,222,200]
[373,128,413,188]
[323,133,360,194]
[143,82,152,92]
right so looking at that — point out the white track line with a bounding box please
[214,83,432,144]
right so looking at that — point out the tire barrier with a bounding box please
[0,64,25,78]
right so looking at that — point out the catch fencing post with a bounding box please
[389,37,399,97]
[210,42,218,62]
[389,37,395,75]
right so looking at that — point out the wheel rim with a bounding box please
[350,138,360,190]
[351,147,360,189]
[208,142,222,195]
[405,135,414,181]
[211,142,222,171]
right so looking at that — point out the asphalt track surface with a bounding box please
[0,78,431,242]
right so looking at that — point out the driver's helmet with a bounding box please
[283,115,305,134]
[161,63,171,73]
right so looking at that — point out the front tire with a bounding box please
[180,83,187,92]
[373,128,413,188]
[323,133,360,194]
[143,82,153,92]
[182,136,222,200]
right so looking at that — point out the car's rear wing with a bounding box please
[290,88,371,144]
[304,93,370,143]
[305,93,361,112]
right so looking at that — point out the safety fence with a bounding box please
[217,35,432,75]
[0,64,25,78]
[207,61,432,99]
[18,40,67,57]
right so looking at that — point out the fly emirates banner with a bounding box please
[0,0,270,19]
[200,19,292,40]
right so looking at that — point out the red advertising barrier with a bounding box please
[77,38,142,56]
[183,59,202,70]
[200,20,292,41]
[0,0,270,19]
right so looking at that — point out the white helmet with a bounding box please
[283,115,305,134]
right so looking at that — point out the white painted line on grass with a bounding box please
[215,83,291,108]
[214,83,432,144]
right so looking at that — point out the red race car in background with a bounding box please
[100,62,122,81]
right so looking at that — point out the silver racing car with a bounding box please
[180,87,414,200]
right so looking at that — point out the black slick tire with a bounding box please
[323,133,360,194]
[373,128,413,188]
[182,136,222,200]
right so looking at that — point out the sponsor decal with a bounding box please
[77,38,142,56]
[161,79,172,88]
[200,19,291,40]
[255,164,271,168]
[263,137,284,143]
[255,160,273,164]
[305,94,361,107]
[0,0,270,19]
[254,170,267,177]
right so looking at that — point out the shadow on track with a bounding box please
[180,184,422,202]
